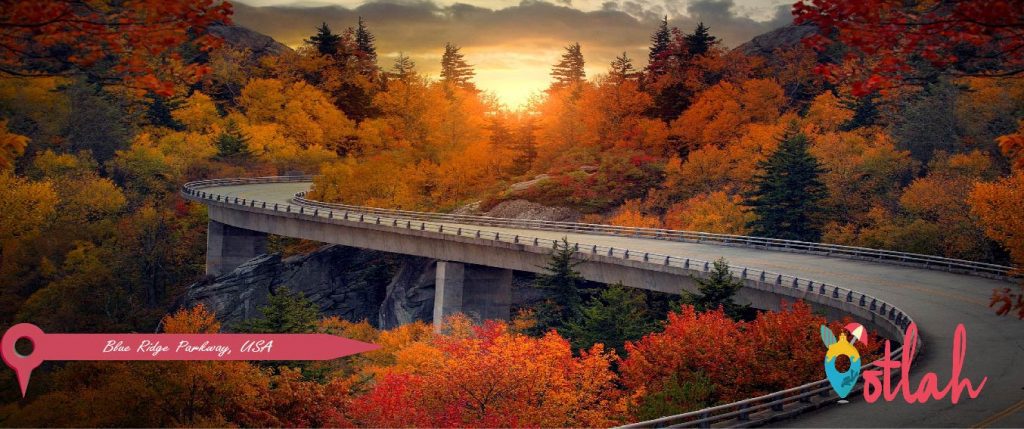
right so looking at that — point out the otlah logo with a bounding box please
[817,321,986,404]
[820,323,866,399]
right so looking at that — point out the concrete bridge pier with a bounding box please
[433,261,513,330]
[206,220,268,277]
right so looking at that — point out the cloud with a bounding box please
[230,0,792,107]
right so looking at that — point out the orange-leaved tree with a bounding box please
[969,120,1024,318]
[348,317,636,427]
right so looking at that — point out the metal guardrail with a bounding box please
[282,194,929,429]
[288,193,1016,282]
[183,176,1016,281]
[183,176,924,427]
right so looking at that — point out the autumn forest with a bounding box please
[1,0,1023,427]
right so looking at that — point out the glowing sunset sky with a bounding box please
[233,0,793,108]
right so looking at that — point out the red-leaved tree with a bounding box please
[794,0,1024,95]
[0,0,233,96]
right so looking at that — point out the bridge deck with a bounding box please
[199,181,1023,428]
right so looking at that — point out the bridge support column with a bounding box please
[433,261,512,331]
[206,220,268,277]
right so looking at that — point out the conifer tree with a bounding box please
[610,51,638,84]
[440,42,476,91]
[487,117,514,148]
[647,16,672,76]
[841,91,881,131]
[145,94,182,130]
[235,287,319,334]
[684,22,718,57]
[679,258,752,321]
[390,53,417,83]
[647,22,723,123]
[530,238,586,333]
[550,42,586,91]
[355,17,377,63]
[566,282,655,354]
[214,119,251,159]
[305,22,341,57]
[743,130,828,241]
[513,118,538,175]
[647,24,688,123]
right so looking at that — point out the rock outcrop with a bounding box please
[187,245,398,328]
[209,24,291,59]
[735,24,817,58]
[377,256,437,328]
[187,244,552,330]
[483,199,580,222]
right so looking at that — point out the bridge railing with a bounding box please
[182,176,921,427]
[289,194,1016,282]
[182,176,1016,280]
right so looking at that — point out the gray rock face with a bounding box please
[187,245,398,328]
[735,24,817,58]
[208,24,291,58]
[378,256,437,328]
[188,247,550,330]
[484,199,581,222]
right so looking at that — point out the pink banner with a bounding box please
[2,323,380,396]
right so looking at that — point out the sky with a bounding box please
[232,0,794,108]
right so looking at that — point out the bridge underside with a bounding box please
[184,179,1024,428]
[207,220,268,277]
[203,207,900,338]
[433,261,512,330]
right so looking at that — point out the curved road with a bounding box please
[197,180,1023,428]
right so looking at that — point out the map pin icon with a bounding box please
[1,323,45,397]
[3,322,381,397]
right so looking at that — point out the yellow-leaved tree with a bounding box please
[969,120,1024,318]
[0,119,28,170]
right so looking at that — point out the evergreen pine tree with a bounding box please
[565,282,656,354]
[440,42,476,91]
[550,42,586,91]
[647,16,672,76]
[235,287,319,333]
[214,119,251,159]
[647,26,692,123]
[684,22,718,57]
[841,91,881,131]
[512,118,538,175]
[145,94,182,130]
[743,130,828,241]
[355,16,377,63]
[486,117,514,148]
[609,51,638,84]
[351,17,380,81]
[531,238,586,332]
[679,258,752,321]
[390,53,417,83]
[305,22,342,57]
[326,24,378,123]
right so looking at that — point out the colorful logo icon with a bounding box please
[820,323,866,398]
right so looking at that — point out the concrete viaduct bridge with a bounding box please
[183,176,1023,428]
